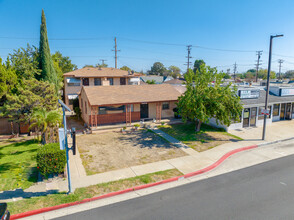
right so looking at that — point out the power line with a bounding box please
[255,51,263,82]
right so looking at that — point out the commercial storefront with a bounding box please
[209,86,294,131]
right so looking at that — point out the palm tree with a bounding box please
[30,108,62,144]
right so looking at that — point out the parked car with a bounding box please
[0,203,10,220]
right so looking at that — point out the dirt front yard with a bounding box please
[77,129,187,175]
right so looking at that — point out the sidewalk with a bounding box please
[1,120,294,203]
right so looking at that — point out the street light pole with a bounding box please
[262,34,283,140]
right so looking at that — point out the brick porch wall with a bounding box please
[89,112,140,126]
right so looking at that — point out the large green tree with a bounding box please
[177,65,243,131]
[284,70,294,79]
[0,79,58,134]
[39,9,59,93]
[148,62,166,76]
[52,51,77,74]
[0,58,17,100]
[8,44,40,80]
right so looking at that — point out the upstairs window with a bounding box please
[82,78,89,86]
[94,78,101,86]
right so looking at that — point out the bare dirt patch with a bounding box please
[77,129,187,175]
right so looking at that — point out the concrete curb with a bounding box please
[10,144,258,220]
[257,137,294,147]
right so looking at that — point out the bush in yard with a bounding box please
[36,143,66,177]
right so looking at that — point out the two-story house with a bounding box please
[63,67,141,109]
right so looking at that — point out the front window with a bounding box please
[273,104,280,116]
[108,78,113,85]
[94,78,101,86]
[82,78,89,86]
[99,105,127,115]
[162,102,170,110]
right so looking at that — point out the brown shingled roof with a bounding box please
[64,67,141,77]
[82,84,181,106]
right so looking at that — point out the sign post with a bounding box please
[58,99,73,194]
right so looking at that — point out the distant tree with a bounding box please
[96,63,108,68]
[193,59,205,73]
[284,70,294,79]
[146,80,156,84]
[8,44,41,80]
[247,69,256,73]
[0,79,58,135]
[148,62,166,76]
[168,66,181,78]
[177,65,242,132]
[120,66,132,71]
[39,9,59,93]
[83,65,95,68]
[0,58,17,100]
[223,73,231,79]
[258,69,276,80]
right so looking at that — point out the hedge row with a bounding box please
[36,143,66,177]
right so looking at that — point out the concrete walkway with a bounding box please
[1,120,294,203]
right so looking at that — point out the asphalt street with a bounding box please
[55,154,294,220]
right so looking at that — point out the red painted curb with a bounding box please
[10,144,258,220]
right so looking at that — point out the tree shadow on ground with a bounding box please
[0,188,60,200]
[0,163,19,174]
[117,130,175,149]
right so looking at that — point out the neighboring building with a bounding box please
[63,67,141,109]
[209,86,294,131]
[140,76,173,84]
[163,78,185,86]
[79,84,180,126]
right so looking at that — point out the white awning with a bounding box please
[129,77,140,82]
[68,94,78,100]
[67,78,81,83]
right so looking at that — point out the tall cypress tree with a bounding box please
[39,9,59,93]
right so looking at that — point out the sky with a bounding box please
[1,0,294,74]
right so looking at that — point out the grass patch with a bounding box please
[158,123,243,152]
[8,169,182,215]
[0,139,40,191]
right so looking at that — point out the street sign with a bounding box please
[58,128,65,150]
[261,109,270,115]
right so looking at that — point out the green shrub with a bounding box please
[36,143,66,177]
[134,124,140,128]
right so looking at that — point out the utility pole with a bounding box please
[278,59,284,80]
[112,37,120,69]
[100,59,107,66]
[233,62,237,82]
[255,51,263,82]
[184,45,192,73]
[262,34,283,140]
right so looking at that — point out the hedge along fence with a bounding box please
[36,143,66,177]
